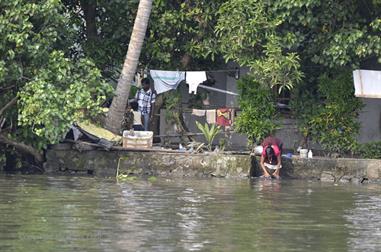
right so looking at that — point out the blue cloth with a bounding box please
[150,70,185,94]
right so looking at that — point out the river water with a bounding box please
[0,175,380,252]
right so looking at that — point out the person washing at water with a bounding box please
[260,136,283,179]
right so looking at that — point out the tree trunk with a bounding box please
[80,0,97,40]
[105,0,153,133]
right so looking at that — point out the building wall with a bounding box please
[358,98,381,143]
[158,69,381,151]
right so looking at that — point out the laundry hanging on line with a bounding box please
[190,108,236,126]
[353,69,381,98]
[191,109,216,124]
[186,71,207,94]
[216,108,233,127]
[150,70,186,94]
[149,69,238,95]
[206,110,216,124]
[192,109,206,117]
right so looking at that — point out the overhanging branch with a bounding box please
[0,134,44,163]
[0,97,17,116]
[0,84,16,94]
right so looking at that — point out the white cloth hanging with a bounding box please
[150,70,185,94]
[192,109,206,117]
[186,71,207,94]
[353,70,381,98]
[206,110,216,124]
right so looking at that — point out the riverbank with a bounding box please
[42,143,381,183]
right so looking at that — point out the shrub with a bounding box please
[234,75,277,144]
[292,70,363,154]
[354,142,381,159]
[196,121,221,151]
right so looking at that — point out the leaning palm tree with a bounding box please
[105,0,153,133]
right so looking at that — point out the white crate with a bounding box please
[122,130,153,149]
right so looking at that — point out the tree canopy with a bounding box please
[0,0,111,166]
[64,0,381,87]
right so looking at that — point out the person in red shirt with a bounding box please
[261,136,283,152]
[260,136,283,179]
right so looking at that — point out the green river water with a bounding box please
[0,175,380,251]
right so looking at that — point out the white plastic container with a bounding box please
[308,150,313,158]
[300,149,308,158]
[254,145,264,155]
[122,130,153,149]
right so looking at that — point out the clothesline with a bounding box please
[146,69,239,96]
[198,84,238,96]
[138,68,240,73]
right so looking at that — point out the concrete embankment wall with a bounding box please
[44,144,381,182]
[259,157,381,183]
[44,144,251,178]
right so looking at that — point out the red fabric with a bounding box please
[261,136,282,147]
[216,108,232,126]
[261,145,281,157]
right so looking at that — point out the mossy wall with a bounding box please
[44,144,251,178]
[44,144,381,182]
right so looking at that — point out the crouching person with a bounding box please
[260,144,282,180]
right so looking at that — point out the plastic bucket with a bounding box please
[300,149,308,158]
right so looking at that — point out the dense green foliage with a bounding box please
[60,0,381,84]
[355,141,381,159]
[234,75,277,144]
[63,0,226,73]
[291,71,363,154]
[18,52,110,148]
[215,0,303,91]
[144,0,226,69]
[0,0,111,161]
[62,0,138,79]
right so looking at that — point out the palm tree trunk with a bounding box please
[105,0,153,133]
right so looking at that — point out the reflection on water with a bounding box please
[344,186,381,252]
[0,175,380,251]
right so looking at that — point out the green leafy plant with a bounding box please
[292,70,363,154]
[354,142,381,159]
[0,0,112,168]
[216,0,303,92]
[195,121,221,151]
[234,75,277,144]
[163,90,182,124]
[18,51,112,148]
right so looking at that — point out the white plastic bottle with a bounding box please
[308,150,313,158]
